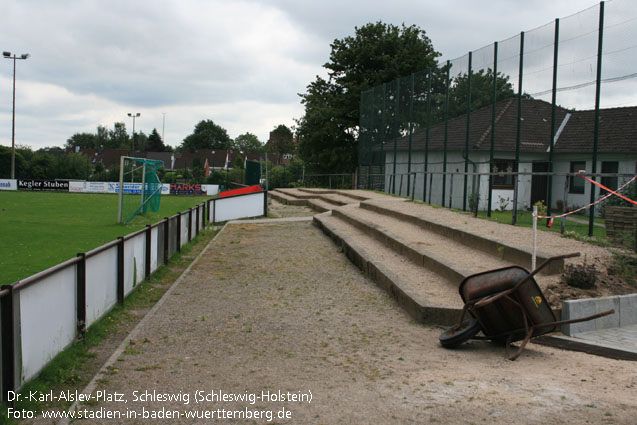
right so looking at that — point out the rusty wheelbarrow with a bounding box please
[439,253,614,360]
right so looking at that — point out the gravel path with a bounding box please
[36,220,637,424]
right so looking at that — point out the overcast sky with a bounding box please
[0,0,621,151]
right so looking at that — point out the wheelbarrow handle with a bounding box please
[472,252,580,309]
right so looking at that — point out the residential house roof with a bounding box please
[388,98,637,154]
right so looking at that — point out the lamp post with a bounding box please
[3,51,30,179]
[127,112,140,153]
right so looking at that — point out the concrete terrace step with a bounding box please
[360,200,564,275]
[276,188,363,210]
[332,205,514,283]
[270,190,308,206]
[276,188,320,200]
[319,193,361,206]
[297,188,369,202]
[313,212,462,325]
[307,199,334,213]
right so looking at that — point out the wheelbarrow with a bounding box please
[439,253,614,360]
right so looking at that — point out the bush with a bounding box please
[562,263,598,289]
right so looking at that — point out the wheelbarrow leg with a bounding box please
[507,328,534,361]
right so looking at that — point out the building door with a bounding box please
[531,162,549,206]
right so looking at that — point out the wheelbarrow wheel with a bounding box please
[439,318,481,348]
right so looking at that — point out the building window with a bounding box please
[492,159,515,188]
[601,161,618,191]
[569,161,586,194]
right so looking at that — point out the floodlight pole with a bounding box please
[128,112,140,153]
[117,156,125,224]
[3,51,30,179]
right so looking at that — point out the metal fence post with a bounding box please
[195,205,200,237]
[513,31,525,226]
[589,1,605,236]
[488,42,499,218]
[188,208,193,242]
[117,237,125,305]
[177,214,182,252]
[145,225,151,278]
[163,217,169,264]
[547,18,560,222]
[442,60,450,207]
[463,51,473,212]
[264,191,268,217]
[202,202,206,230]
[1,285,16,401]
[76,253,87,339]
[423,69,432,203]
[561,175,569,234]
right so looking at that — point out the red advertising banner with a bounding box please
[219,185,263,198]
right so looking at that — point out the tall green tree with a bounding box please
[107,122,130,149]
[65,132,97,151]
[147,128,167,152]
[181,120,232,151]
[233,132,263,154]
[267,125,294,157]
[447,68,515,120]
[297,22,440,172]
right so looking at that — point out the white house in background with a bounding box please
[386,98,637,212]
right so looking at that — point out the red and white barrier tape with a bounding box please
[534,172,637,227]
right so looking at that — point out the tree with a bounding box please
[233,132,263,154]
[0,145,26,178]
[108,122,130,149]
[132,131,148,152]
[28,153,57,179]
[267,124,294,158]
[447,68,515,120]
[147,128,167,152]
[56,153,91,180]
[297,22,440,172]
[65,132,97,151]
[96,125,109,148]
[181,120,232,151]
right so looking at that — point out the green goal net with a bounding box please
[117,156,163,224]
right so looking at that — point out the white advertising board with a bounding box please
[0,179,17,190]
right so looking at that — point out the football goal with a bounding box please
[117,156,164,224]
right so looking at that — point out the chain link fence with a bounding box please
[358,1,637,235]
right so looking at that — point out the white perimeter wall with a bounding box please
[86,248,118,326]
[213,192,265,222]
[124,233,146,296]
[20,266,77,382]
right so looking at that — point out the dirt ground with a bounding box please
[29,220,637,425]
[267,198,316,218]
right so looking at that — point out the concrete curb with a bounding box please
[58,225,229,425]
[562,293,637,335]
[361,201,564,275]
[533,335,637,361]
[228,216,314,224]
[313,213,460,326]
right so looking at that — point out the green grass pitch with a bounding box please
[0,191,211,285]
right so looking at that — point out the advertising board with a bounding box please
[17,180,69,191]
